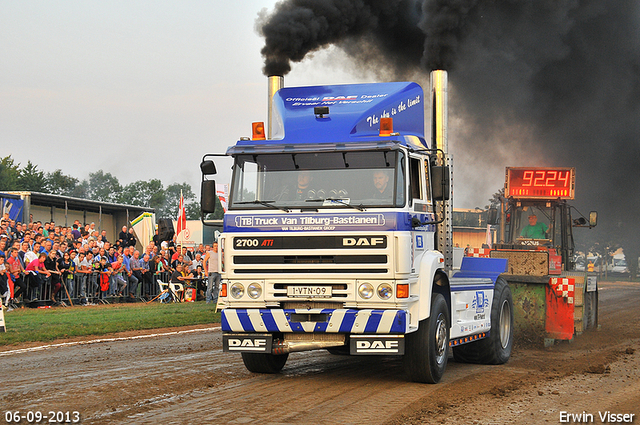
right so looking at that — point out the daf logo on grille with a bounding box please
[343,237,385,246]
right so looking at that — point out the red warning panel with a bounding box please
[545,277,575,340]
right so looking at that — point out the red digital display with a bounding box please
[505,167,575,200]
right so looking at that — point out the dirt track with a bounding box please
[1,280,638,425]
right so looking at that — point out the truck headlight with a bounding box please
[230,283,245,299]
[358,282,374,299]
[377,283,393,300]
[247,282,262,299]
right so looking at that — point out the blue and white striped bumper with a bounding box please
[221,309,408,334]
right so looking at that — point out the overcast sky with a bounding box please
[1,0,496,209]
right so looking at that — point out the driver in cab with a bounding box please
[294,170,313,200]
[520,214,549,239]
[275,170,314,201]
[372,170,392,199]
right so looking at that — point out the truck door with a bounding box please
[409,155,433,256]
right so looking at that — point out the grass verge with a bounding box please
[0,302,221,346]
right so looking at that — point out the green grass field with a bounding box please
[0,302,221,346]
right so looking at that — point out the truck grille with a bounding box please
[234,255,386,264]
[234,267,387,274]
[228,235,391,276]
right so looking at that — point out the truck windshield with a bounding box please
[511,206,552,244]
[229,150,406,209]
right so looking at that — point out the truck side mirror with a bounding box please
[487,207,498,225]
[200,158,218,215]
[200,160,217,175]
[589,211,597,227]
[431,165,450,201]
[201,180,217,214]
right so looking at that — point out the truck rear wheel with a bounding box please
[452,277,513,364]
[403,293,449,384]
[241,352,289,374]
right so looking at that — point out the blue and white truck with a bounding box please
[200,71,513,383]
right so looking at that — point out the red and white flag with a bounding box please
[216,183,229,212]
[176,190,187,238]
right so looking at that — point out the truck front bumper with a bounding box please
[221,308,409,334]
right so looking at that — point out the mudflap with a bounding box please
[223,333,273,353]
[349,335,405,355]
[545,277,575,340]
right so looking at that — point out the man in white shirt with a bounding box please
[75,252,92,302]
[24,243,39,265]
[190,253,203,271]
[203,242,220,304]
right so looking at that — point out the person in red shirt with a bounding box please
[171,245,182,262]
[26,252,50,300]
[6,248,26,304]
[111,255,128,295]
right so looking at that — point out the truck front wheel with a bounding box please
[241,352,289,374]
[403,293,450,384]
[452,276,514,364]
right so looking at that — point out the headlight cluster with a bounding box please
[230,283,244,299]
[230,282,263,299]
[247,283,262,299]
[358,282,394,300]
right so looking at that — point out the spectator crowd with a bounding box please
[0,213,219,311]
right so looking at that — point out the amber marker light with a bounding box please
[379,117,393,136]
[220,282,228,298]
[396,283,409,298]
[252,122,266,140]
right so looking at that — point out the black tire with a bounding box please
[326,346,350,356]
[452,277,513,364]
[584,289,592,329]
[584,288,598,330]
[241,352,289,374]
[403,293,450,384]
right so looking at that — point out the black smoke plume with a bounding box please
[258,0,640,271]
[259,0,424,76]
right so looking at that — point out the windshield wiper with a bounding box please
[306,198,366,211]
[236,200,291,212]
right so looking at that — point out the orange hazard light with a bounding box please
[252,122,266,140]
[220,282,228,298]
[396,283,409,298]
[379,117,393,136]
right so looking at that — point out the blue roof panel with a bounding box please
[237,82,427,147]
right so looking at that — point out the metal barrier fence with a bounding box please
[20,271,172,306]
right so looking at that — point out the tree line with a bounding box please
[0,155,223,220]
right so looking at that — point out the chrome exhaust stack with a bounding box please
[268,75,284,140]
[430,70,448,157]
[430,70,453,272]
